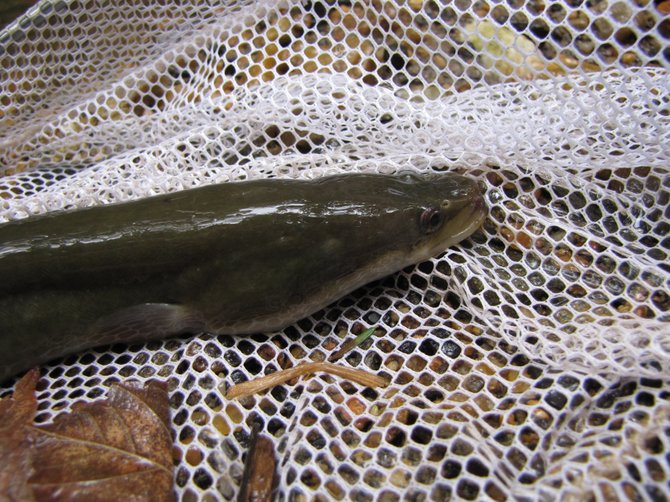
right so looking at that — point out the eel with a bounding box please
[0,173,487,381]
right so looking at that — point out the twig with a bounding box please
[226,362,389,399]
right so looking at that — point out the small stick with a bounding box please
[226,362,389,399]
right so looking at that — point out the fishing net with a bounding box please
[1,0,669,499]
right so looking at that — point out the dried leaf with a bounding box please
[238,424,277,502]
[0,369,40,502]
[29,380,175,501]
[0,373,174,502]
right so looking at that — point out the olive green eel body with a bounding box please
[0,173,486,381]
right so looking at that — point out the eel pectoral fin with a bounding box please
[87,303,206,346]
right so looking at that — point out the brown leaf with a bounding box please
[0,373,175,502]
[0,369,40,502]
[28,380,175,501]
[238,425,277,502]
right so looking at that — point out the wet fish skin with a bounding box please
[0,173,487,381]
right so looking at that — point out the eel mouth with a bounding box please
[427,191,488,256]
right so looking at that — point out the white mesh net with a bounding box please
[1,0,669,500]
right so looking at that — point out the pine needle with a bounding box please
[329,326,377,362]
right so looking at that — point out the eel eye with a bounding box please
[420,207,443,234]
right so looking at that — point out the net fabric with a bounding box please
[1,0,669,500]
